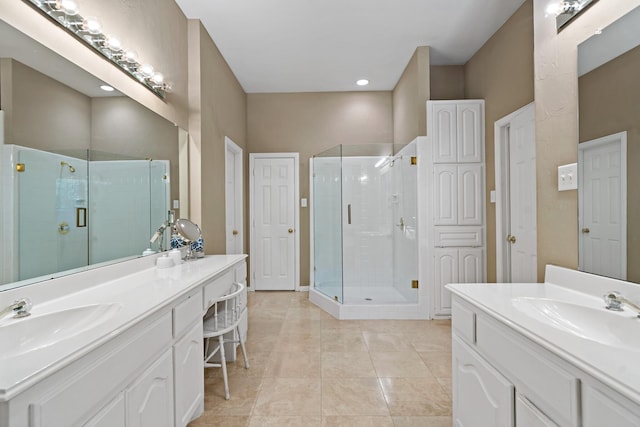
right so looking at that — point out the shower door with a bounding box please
[18,149,89,281]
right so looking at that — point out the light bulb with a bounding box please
[545,1,561,16]
[151,73,164,84]
[56,0,79,16]
[356,79,369,86]
[124,49,138,63]
[140,64,154,77]
[82,17,101,35]
[106,36,122,52]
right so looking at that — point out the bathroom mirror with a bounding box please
[577,6,640,283]
[0,18,181,290]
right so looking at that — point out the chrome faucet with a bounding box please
[603,291,640,318]
[0,298,33,320]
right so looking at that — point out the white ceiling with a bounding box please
[175,0,527,93]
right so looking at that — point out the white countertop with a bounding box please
[447,279,640,405]
[0,254,246,401]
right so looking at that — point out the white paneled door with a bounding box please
[250,154,298,291]
[579,132,627,280]
[507,106,537,283]
[495,103,537,283]
[225,137,243,255]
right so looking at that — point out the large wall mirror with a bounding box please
[578,6,640,283]
[0,18,184,291]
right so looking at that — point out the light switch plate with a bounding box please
[301,198,308,208]
[173,199,180,209]
[558,163,578,191]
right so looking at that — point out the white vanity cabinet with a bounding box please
[451,295,640,427]
[0,256,247,427]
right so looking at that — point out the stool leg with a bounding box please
[236,326,250,369]
[218,335,230,400]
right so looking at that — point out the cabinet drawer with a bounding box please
[173,291,203,338]
[234,261,247,283]
[582,382,640,427]
[452,299,475,344]
[435,226,482,247]
[516,393,558,426]
[203,270,233,310]
[476,315,579,427]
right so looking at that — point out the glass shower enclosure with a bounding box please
[312,142,418,305]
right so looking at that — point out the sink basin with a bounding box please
[511,297,640,350]
[0,303,121,360]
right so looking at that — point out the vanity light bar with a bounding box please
[24,0,170,98]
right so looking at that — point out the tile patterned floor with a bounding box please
[188,291,452,427]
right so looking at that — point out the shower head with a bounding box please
[60,161,76,173]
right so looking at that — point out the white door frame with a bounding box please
[249,152,300,291]
[578,131,627,277]
[225,137,243,254]
[494,103,536,283]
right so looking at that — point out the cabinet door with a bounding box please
[453,337,514,427]
[582,383,640,427]
[84,393,125,427]
[432,103,458,163]
[434,249,458,314]
[516,393,558,427]
[459,249,483,283]
[457,103,483,163]
[174,322,204,427]
[434,165,458,225]
[127,349,174,427]
[458,165,482,225]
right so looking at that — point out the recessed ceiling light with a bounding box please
[356,79,369,86]
[100,85,115,92]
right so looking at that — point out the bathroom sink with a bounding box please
[0,303,122,360]
[511,297,640,350]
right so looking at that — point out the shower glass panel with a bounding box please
[312,142,418,305]
[313,145,344,303]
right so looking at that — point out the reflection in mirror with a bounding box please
[0,19,181,291]
[578,6,640,283]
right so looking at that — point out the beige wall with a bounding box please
[393,46,430,144]
[464,0,534,282]
[578,45,640,282]
[532,0,640,280]
[1,59,91,151]
[430,66,465,100]
[188,22,247,254]
[91,97,180,216]
[247,91,393,286]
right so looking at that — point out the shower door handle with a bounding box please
[347,204,352,225]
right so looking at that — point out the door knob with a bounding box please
[582,228,590,234]
[506,234,516,244]
[232,230,239,235]
[288,228,294,234]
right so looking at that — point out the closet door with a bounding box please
[434,249,458,314]
[434,165,458,225]
[458,165,482,225]
[457,103,483,163]
[459,249,484,283]
[432,103,457,163]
